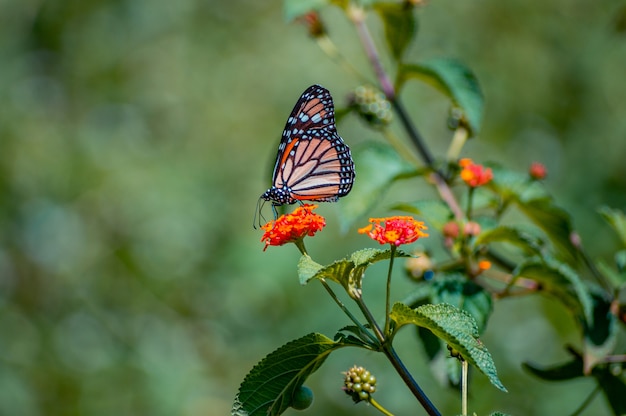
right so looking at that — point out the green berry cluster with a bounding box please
[343,365,377,402]
[350,85,393,127]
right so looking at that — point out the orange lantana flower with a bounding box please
[478,260,492,271]
[459,158,493,187]
[260,204,325,251]
[359,216,428,247]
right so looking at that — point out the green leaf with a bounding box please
[583,286,617,374]
[597,259,626,287]
[617,250,626,273]
[390,302,507,392]
[405,276,493,388]
[431,274,493,334]
[334,326,378,349]
[350,247,398,265]
[417,325,443,361]
[373,2,417,62]
[297,255,324,285]
[599,206,626,247]
[298,249,410,296]
[402,282,433,307]
[402,285,444,362]
[396,59,484,135]
[232,333,345,416]
[514,258,593,326]
[596,367,626,416]
[283,0,329,21]
[338,142,416,231]
[392,200,453,230]
[516,198,578,265]
[473,225,544,256]
[524,352,626,415]
[489,165,549,203]
[522,357,583,381]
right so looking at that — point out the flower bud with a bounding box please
[297,12,326,38]
[442,221,460,239]
[463,221,481,237]
[349,85,393,128]
[529,162,547,180]
[459,158,493,187]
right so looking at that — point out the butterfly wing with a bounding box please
[266,85,355,205]
[276,130,354,201]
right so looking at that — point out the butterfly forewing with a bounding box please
[274,87,333,172]
[262,84,355,208]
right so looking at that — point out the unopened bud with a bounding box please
[343,365,377,403]
[529,162,547,180]
[348,85,393,128]
[463,221,481,237]
[297,12,326,38]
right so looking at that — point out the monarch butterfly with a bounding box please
[258,84,355,220]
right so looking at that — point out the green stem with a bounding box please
[319,279,378,346]
[568,384,601,416]
[351,258,439,415]
[466,186,475,220]
[461,359,468,416]
[391,99,437,169]
[294,239,308,256]
[369,397,395,416]
[382,344,441,416]
[447,126,468,162]
[384,245,396,336]
[354,294,386,344]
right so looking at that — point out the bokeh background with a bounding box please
[1,0,625,415]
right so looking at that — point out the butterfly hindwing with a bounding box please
[285,132,352,201]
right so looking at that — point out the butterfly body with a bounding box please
[260,85,355,212]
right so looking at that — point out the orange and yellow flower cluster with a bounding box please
[358,216,428,247]
[459,158,493,188]
[260,207,429,251]
[260,204,325,251]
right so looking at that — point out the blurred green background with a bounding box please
[1,0,625,415]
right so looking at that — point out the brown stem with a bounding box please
[350,6,464,221]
